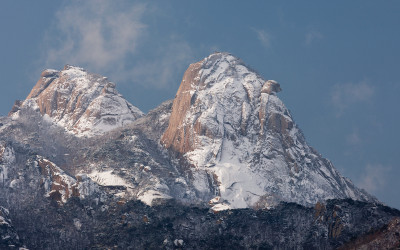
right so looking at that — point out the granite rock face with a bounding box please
[10,65,143,137]
[162,52,374,209]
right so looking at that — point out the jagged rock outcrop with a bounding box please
[34,156,102,204]
[162,52,375,209]
[10,65,143,137]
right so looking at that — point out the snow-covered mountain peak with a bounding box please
[197,52,263,90]
[162,52,375,209]
[11,65,143,137]
[163,52,278,156]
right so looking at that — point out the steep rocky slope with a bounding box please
[162,52,374,209]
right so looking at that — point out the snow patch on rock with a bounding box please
[0,144,16,185]
[137,190,172,206]
[88,170,132,188]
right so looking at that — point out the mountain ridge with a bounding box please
[0,51,396,249]
[2,52,376,210]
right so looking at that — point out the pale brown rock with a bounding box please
[26,69,59,99]
[161,60,204,155]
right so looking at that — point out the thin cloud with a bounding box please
[128,39,194,88]
[305,30,323,45]
[46,0,147,71]
[357,164,391,193]
[331,81,374,116]
[43,0,195,89]
[253,28,271,48]
[346,129,361,145]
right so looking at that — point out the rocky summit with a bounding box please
[0,52,399,249]
[9,65,143,137]
[162,52,374,210]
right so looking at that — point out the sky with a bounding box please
[0,1,399,209]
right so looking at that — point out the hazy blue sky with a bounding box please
[1,1,399,209]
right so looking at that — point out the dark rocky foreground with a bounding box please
[1,198,399,249]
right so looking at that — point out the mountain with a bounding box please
[9,65,143,137]
[4,54,373,210]
[162,52,374,209]
[0,52,398,249]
